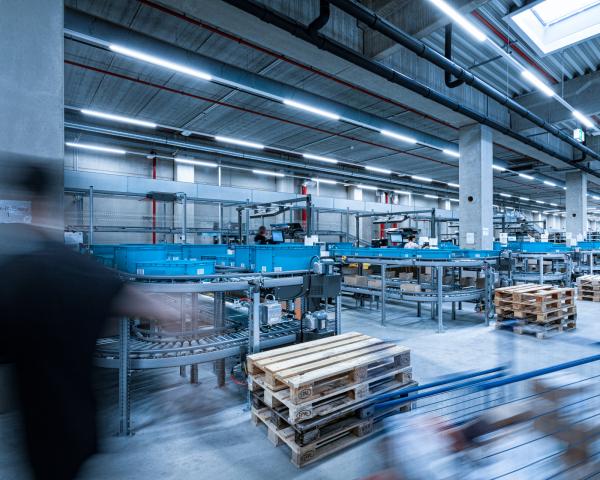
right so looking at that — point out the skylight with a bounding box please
[506,0,600,55]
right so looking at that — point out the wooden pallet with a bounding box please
[496,318,576,339]
[250,367,412,423]
[577,275,600,286]
[247,332,410,403]
[251,385,416,469]
[578,294,600,302]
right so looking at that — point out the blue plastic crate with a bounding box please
[134,260,216,276]
[114,245,169,273]
[234,244,321,272]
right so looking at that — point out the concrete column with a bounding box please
[276,176,295,194]
[459,124,493,249]
[565,171,587,240]
[0,0,64,226]
[348,186,363,201]
[175,163,194,243]
[0,0,63,411]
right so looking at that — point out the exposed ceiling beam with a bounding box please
[362,0,488,59]
[512,68,600,132]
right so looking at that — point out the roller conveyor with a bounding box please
[94,321,300,369]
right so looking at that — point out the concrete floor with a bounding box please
[1,298,599,479]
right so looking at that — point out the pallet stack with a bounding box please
[494,284,577,338]
[247,332,414,467]
[577,275,600,302]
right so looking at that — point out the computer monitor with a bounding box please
[390,233,403,243]
[271,230,284,243]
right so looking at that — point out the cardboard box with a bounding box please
[368,279,382,289]
[420,274,432,283]
[344,275,368,287]
[460,277,475,288]
[401,283,422,293]
[397,272,414,281]
[476,278,486,289]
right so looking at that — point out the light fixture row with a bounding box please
[427,0,597,131]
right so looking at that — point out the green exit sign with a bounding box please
[573,128,585,143]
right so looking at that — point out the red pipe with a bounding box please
[301,184,307,229]
[471,11,559,84]
[152,155,157,244]
[138,0,458,131]
[380,192,388,240]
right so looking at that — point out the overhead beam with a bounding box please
[512,68,600,132]
[363,0,488,59]
[64,7,454,152]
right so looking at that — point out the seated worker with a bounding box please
[404,235,419,249]
[254,225,269,245]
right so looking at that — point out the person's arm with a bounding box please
[110,285,180,322]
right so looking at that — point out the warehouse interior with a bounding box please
[2,0,600,478]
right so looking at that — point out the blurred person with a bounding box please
[0,161,178,480]
[404,236,419,249]
[254,225,269,244]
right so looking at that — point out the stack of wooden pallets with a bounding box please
[494,284,577,338]
[247,332,414,467]
[577,275,600,302]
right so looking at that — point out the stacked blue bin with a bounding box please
[134,260,215,276]
[234,245,321,272]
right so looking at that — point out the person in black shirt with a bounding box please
[254,225,269,244]
[0,162,178,480]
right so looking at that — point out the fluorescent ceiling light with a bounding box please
[311,178,337,185]
[593,196,600,200]
[356,184,379,191]
[442,149,460,158]
[365,165,392,174]
[449,198,459,203]
[492,164,507,171]
[519,197,530,201]
[521,70,554,97]
[380,129,417,144]
[65,142,126,154]
[507,0,600,55]
[518,173,535,180]
[543,180,557,187]
[412,175,432,183]
[253,169,284,177]
[428,0,488,42]
[303,153,338,164]
[81,109,157,128]
[531,210,539,213]
[109,44,212,81]
[424,194,439,199]
[550,203,558,206]
[282,99,340,121]
[573,110,595,129]
[214,136,264,150]
[536,200,545,204]
[447,182,460,188]
[175,158,218,168]
[394,190,411,195]
[500,193,511,198]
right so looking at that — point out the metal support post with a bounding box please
[218,203,223,244]
[538,256,544,285]
[437,265,444,333]
[88,186,94,247]
[355,216,360,246]
[237,208,243,244]
[214,292,226,387]
[380,264,386,326]
[345,208,350,242]
[249,288,261,354]
[335,294,342,334]
[245,204,250,245]
[118,317,132,436]
[431,208,436,238]
[181,193,187,244]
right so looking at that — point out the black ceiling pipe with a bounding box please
[444,24,465,89]
[326,0,600,169]
[223,0,600,181]
[308,0,331,34]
